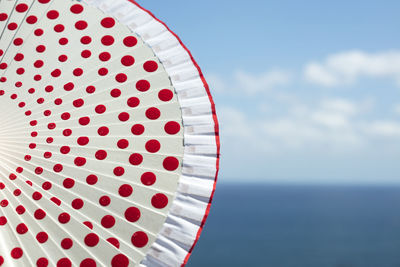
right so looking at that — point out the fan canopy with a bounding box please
[0,0,219,266]
[0,0,189,266]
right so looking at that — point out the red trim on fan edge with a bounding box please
[127,1,221,267]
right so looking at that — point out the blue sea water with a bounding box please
[187,184,400,267]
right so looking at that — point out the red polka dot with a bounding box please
[61,238,73,249]
[51,197,61,206]
[0,14,7,21]
[73,68,83,76]
[136,80,150,92]
[111,254,129,267]
[107,238,120,249]
[37,257,49,267]
[64,82,74,91]
[127,97,140,107]
[74,157,86,166]
[72,198,84,209]
[124,207,141,222]
[83,221,93,229]
[129,154,143,166]
[46,10,59,19]
[75,20,88,30]
[95,104,106,114]
[84,233,99,247]
[51,69,61,77]
[115,73,127,83]
[57,258,72,267]
[34,60,44,68]
[158,89,174,101]
[101,17,115,28]
[117,139,129,149]
[163,157,180,171]
[79,116,90,125]
[101,215,116,228]
[36,232,48,243]
[165,121,181,135]
[81,50,91,58]
[118,112,130,121]
[0,199,8,207]
[141,172,156,186]
[131,231,148,248]
[58,213,70,224]
[86,175,98,185]
[152,193,169,209]
[95,150,107,160]
[80,258,96,267]
[16,3,29,12]
[70,4,84,14]
[0,216,6,225]
[35,29,44,36]
[11,247,23,259]
[36,45,46,52]
[45,85,54,92]
[131,124,145,135]
[60,146,70,154]
[53,163,63,172]
[32,191,42,200]
[78,136,89,145]
[98,68,108,76]
[73,99,84,108]
[146,107,161,120]
[8,23,18,31]
[42,182,52,190]
[123,36,138,47]
[11,248,23,259]
[63,178,75,189]
[81,36,92,44]
[121,55,135,66]
[119,184,133,197]
[61,112,70,120]
[143,60,158,72]
[113,167,125,176]
[110,89,121,97]
[98,126,109,136]
[16,206,25,215]
[26,15,38,24]
[86,85,96,93]
[99,196,111,206]
[99,52,111,61]
[55,25,65,33]
[145,140,161,153]
[101,35,115,46]
[16,223,28,234]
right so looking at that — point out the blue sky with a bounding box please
[138,0,400,184]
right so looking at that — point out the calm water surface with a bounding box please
[188,184,400,267]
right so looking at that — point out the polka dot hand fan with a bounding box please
[0,0,220,266]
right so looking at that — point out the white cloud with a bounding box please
[393,104,400,115]
[218,106,253,139]
[213,50,400,182]
[206,74,228,94]
[208,69,292,95]
[304,50,400,87]
[234,70,291,94]
[365,121,400,137]
[219,96,400,157]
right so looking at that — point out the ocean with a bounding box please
[187,184,400,267]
